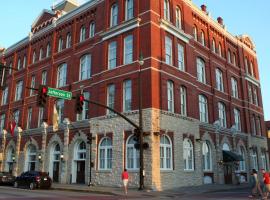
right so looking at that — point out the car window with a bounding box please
[0,172,3,176]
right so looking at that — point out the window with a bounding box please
[99,137,112,170]
[248,84,253,104]
[77,92,90,121]
[126,135,139,169]
[202,141,212,171]
[23,55,26,68]
[165,36,172,65]
[199,95,208,123]
[244,57,249,74]
[110,4,118,27]
[58,37,63,52]
[125,0,133,20]
[1,87,8,105]
[175,7,182,29]
[197,58,206,83]
[89,22,95,38]
[26,107,32,129]
[193,25,198,41]
[9,62,13,75]
[56,99,64,123]
[39,48,43,60]
[177,44,184,71]
[160,135,172,170]
[201,31,205,46]
[46,43,51,57]
[38,107,44,127]
[164,0,170,21]
[231,77,238,98]
[212,39,216,52]
[251,115,256,135]
[15,81,23,101]
[232,53,236,66]
[107,84,115,114]
[180,86,187,116]
[13,110,20,128]
[251,149,258,171]
[32,51,36,63]
[66,33,71,48]
[227,49,231,63]
[234,108,241,131]
[253,88,258,106]
[76,141,86,160]
[25,145,37,171]
[79,54,91,80]
[239,147,246,171]
[41,71,47,85]
[108,41,117,69]
[183,138,194,170]
[218,43,222,57]
[57,63,67,88]
[250,61,254,77]
[261,153,267,171]
[124,35,133,65]
[257,117,261,136]
[123,80,132,112]
[17,58,21,70]
[80,26,86,42]
[30,76,35,96]
[0,114,5,133]
[167,81,174,113]
[218,102,226,128]
[215,68,224,92]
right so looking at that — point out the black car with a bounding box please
[0,172,15,185]
[14,171,52,190]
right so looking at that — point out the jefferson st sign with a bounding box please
[47,87,72,100]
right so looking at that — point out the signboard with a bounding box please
[47,87,72,100]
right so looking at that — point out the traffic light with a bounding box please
[87,134,92,144]
[37,85,48,107]
[75,94,84,114]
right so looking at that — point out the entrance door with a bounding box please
[76,161,85,184]
[224,164,232,184]
[53,162,60,182]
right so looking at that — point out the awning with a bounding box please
[223,150,243,162]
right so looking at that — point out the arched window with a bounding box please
[227,49,231,63]
[46,43,51,57]
[25,145,37,171]
[238,146,246,171]
[215,68,224,92]
[196,58,206,83]
[244,57,249,74]
[76,141,86,160]
[167,80,174,113]
[17,58,21,70]
[180,86,187,116]
[126,136,139,169]
[183,138,194,170]
[32,51,36,64]
[218,43,222,57]
[79,54,91,80]
[201,30,205,46]
[164,0,170,21]
[202,141,212,171]
[160,135,172,170]
[212,39,216,52]
[261,152,267,170]
[251,149,258,170]
[222,143,230,151]
[57,63,67,88]
[125,0,134,20]
[99,137,112,170]
[193,25,198,41]
[39,48,44,60]
[58,37,63,52]
[5,147,15,173]
[251,115,256,135]
[53,144,60,161]
[80,26,86,42]
[110,4,118,27]
[89,22,95,38]
[234,108,241,131]
[175,7,182,29]
[66,33,71,48]
[231,77,238,99]
[232,53,236,66]
[218,102,226,128]
[199,94,208,123]
[250,61,254,77]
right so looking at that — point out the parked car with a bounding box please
[0,172,15,185]
[14,171,52,190]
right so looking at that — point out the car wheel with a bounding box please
[14,181,18,188]
[29,182,35,190]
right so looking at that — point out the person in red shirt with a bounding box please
[122,169,129,195]
[261,169,270,199]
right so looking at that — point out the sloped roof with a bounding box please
[237,34,256,50]
[31,9,55,29]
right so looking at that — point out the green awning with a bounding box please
[223,150,243,162]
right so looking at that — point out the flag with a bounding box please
[8,121,16,137]
[52,104,59,132]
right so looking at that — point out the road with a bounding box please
[0,186,255,200]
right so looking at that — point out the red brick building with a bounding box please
[0,0,267,190]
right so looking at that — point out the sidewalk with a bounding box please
[52,183,250,198]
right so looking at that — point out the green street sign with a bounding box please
[47,87,72,100]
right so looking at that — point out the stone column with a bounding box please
[1,129,7,171]
[14,127,22,176]
[61,118,70,184]
[40,122,48,171]
[215,129,223,184]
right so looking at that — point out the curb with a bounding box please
[51,187,116,196]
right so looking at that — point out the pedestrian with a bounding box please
[249,169,263,198]
[261,169,270,199]
[122,168,129,195]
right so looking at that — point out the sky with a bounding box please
[0,0,269,120]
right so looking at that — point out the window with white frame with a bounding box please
[251,115,256,135]
[218,43,222,57]
[25,145,37,171]
[23,55,26,68]
[39,48,43,60]
[234,108,241,131]
[107,84,115,114]
[17,58,21,70]
[231,77,238,98]
[66,33,71,48]
[77,92,90,121]
[202,141,212,171]
[58,37,63,52]
[183,138,194,170]
[46,43,51,57]
[199,94,208,123]
[175,7,182,29]
[110,4,118,27]
[257,117,262,136]
[167,80,174,113]
[80,26,86,42]
[177,43,185,71]
[180,86,187,116]
[261,153,267,171]
[125,0,133,20]
[15,80,23,101]
[244,57,249,74]
[13,110,19,128]
[126,135,139,169]
[56,99,64,123]
[227,49,231,63]
[80,54,91,80]
[218,102,226,128]
[212,39,216,52]
[1,87,8,105]
[89,22,95,38]
[41,71,47,85]
[123,80,132,112]
[193,26,198,41]
[197,58,206,83]
[108,41,117,69]
[30,75,35,96]
[165,36,172,65]
[164,0,170,21]
[248,84,253,104]
[160,135,172,170]
[201,31,205,46]
[251,149,258,171]
[215,68,224,92]
[124,35,133,65]
[232,53,236,66]
[32,51,36,64]
[250,61,254,77]
[38,107,44,127]
[253,88,258,106]
[26,107,32,129]
[57,63,67,88]
[0,114,5,133]
[239,146,246,171]
[99,137,112,170]
[76,141,86,160]
[9,62,13,75]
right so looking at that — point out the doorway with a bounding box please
[76,160,85,184]
[224,164,232,184]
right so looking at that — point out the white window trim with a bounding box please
[183,138,194,171]
[202,141,212,171]
[126,135,140,170]
[98,137,113,170]
[160,135,173,170]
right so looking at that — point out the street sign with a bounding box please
[47,87,72,100]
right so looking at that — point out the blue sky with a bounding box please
[0,0,269,120]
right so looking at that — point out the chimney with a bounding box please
[201,4,207,13]
[217,17,223,25]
